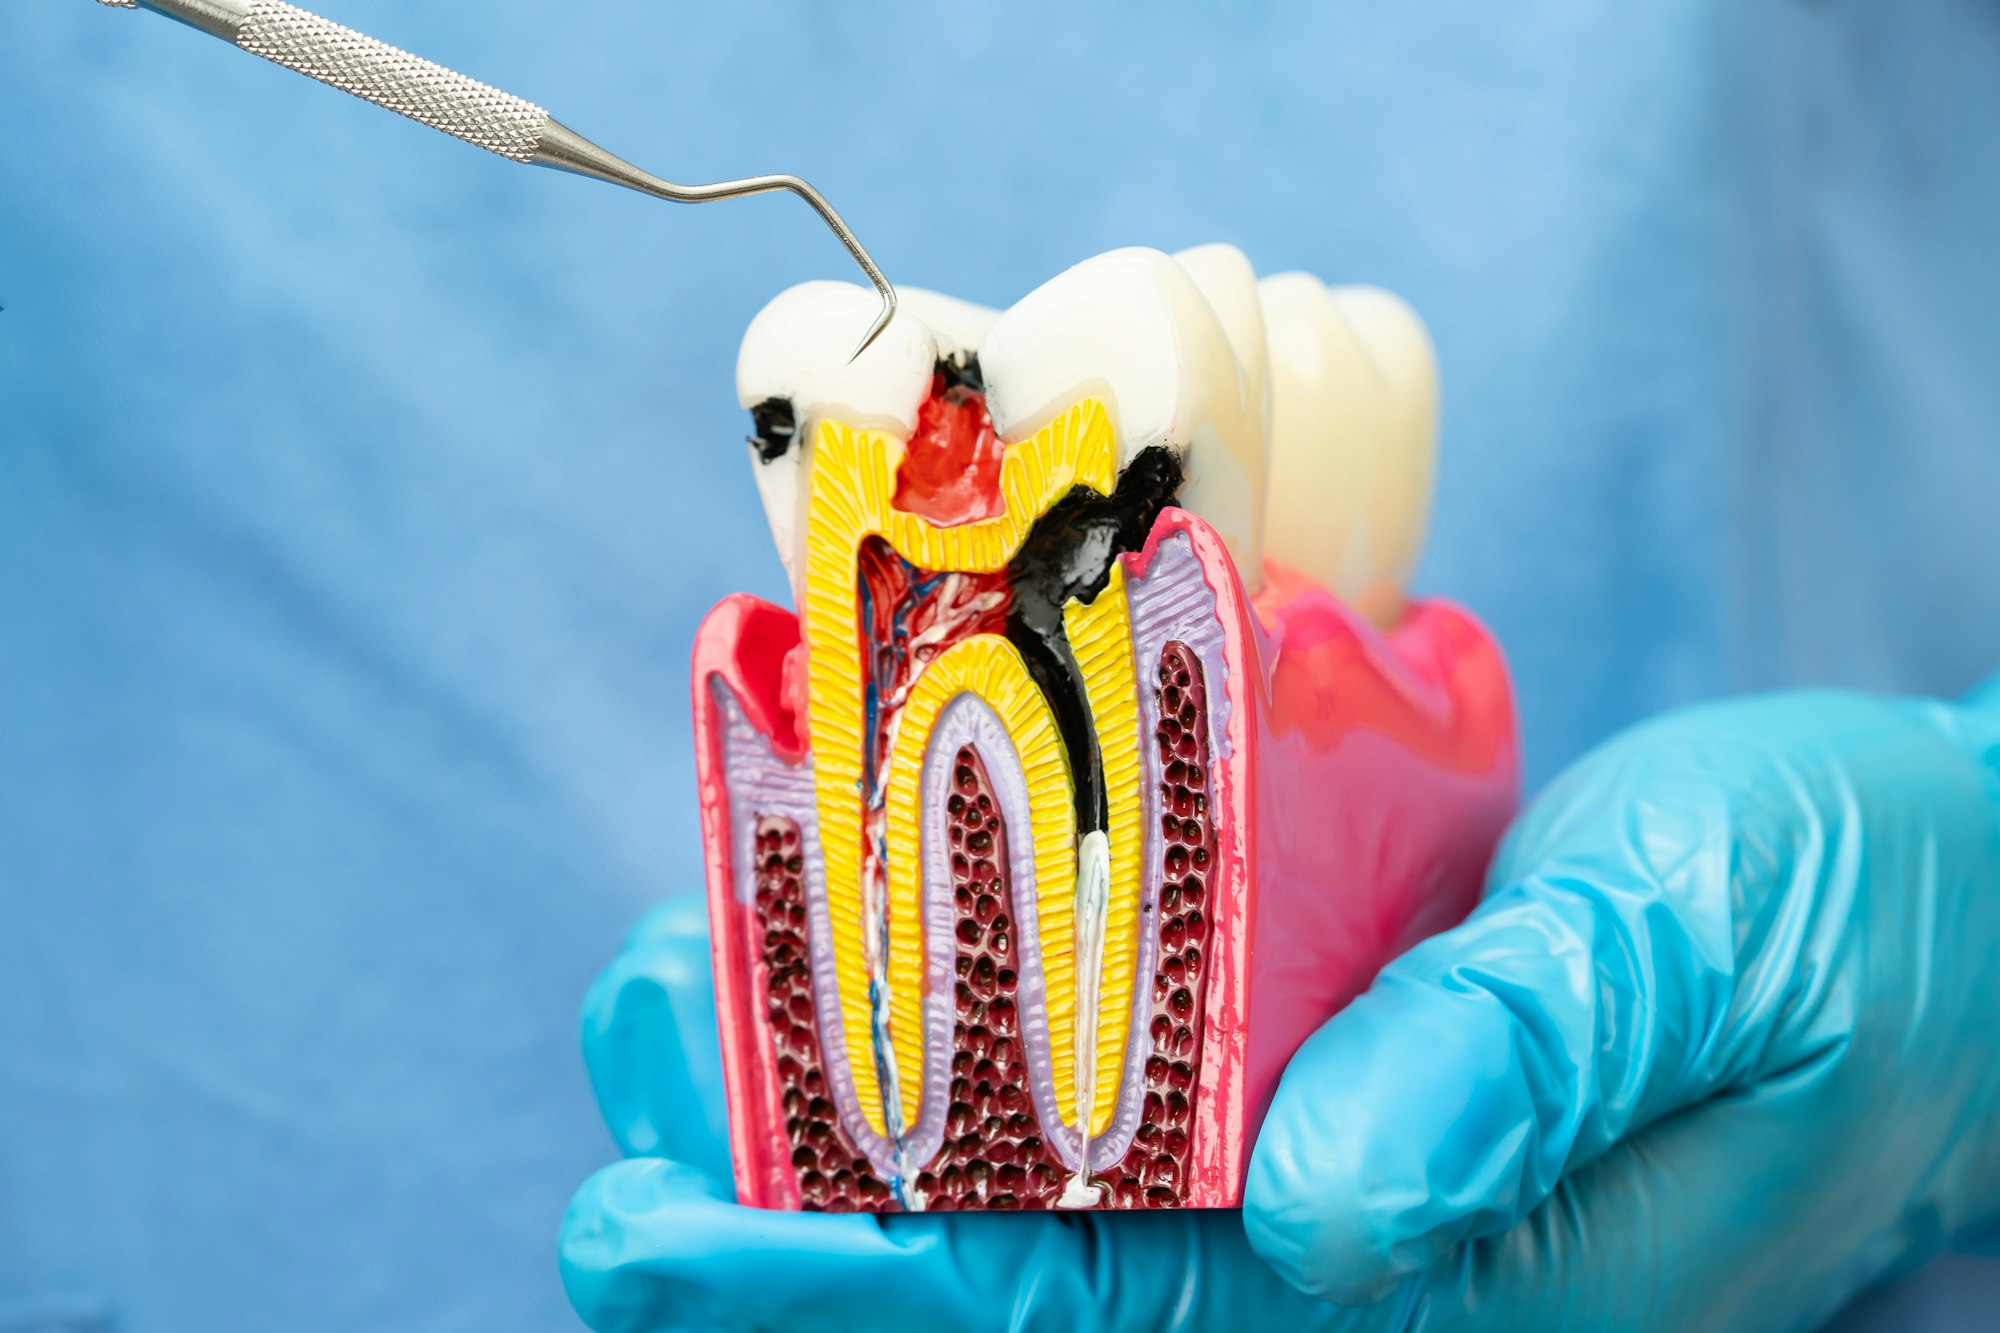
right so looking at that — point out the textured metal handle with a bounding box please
[233,1,551,162]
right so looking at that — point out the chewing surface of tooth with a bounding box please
[1258,274,1438,626]
[980,248,1263,579]
[896,287,998,366]
[737,281,940,596]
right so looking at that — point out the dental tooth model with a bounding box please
[699,247,1519,1213]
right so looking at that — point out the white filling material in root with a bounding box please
[1059,828,1113,1208]
[865,753,909,1197]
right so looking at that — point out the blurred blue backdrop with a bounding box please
[4,1,1998,1329]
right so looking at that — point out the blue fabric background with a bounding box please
[3,1,1996,1329]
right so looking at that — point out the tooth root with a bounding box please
[736,281,939,601]
[1257,274,1438,626]
[979,248,1264,584]
[1063,567,1147,1143]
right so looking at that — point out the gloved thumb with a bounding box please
[580,894,733,1180]
[1242,857,1730,1310]
[1242,692,2000,1330]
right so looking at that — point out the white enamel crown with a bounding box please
[735,245,1440,619]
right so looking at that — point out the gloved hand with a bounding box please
[560,679,2000,1332]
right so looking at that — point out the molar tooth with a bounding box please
[736,281,939,600]
[1171,244,1272,580]
[1257,274,1438,626]
[979,248,1263,582]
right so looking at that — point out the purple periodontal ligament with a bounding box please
[1099,641,1214,1207]
[753,815,894,1211]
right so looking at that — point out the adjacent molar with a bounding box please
[1171,243,1272,548]
[1258,273,1439,627]
[979,248,1267,587]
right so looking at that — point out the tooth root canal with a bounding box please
[1061,827,1113,1207]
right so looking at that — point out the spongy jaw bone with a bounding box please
[736,281,941,599]
[1258,273,1438,626]
[979,247,1267,589]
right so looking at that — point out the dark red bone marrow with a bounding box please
[914,745,1067,1211]
[1102,641,1215,1208]
[752,815,893,1212]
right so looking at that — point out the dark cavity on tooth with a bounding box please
[748,397,798,464]
[937,352,985,395]
[747,357,974,468]
[1003,446,1185,833]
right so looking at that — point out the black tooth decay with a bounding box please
[1005,447,1186,833]
[937,352,985,396]
[749,397,798,464]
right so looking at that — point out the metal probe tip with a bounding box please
[532,122,902,365]
[797,187,896,363]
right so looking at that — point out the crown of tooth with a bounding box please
[1258,274,1438,626]
[979,248,1265,583]
[895,288,998,367]
[736,281,940,596]
[1170,243,1272,580]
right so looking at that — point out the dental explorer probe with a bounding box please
[92,0,898,360]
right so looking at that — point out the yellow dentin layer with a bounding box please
[802,400,1116,1139]
[882,638,1078,1131]
[1063,565,1146,1138]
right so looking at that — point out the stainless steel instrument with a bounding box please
[94,0,897,359]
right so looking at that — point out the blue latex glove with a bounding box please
[560,680,2000,1331]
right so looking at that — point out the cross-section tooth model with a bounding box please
[696,247,1520,1213]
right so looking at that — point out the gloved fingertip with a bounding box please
[1244,904,1607,1307]
[622,892,713,952]
[580,895,731,1173]
[1966,670,2000,720]
[1241,990,1487,1304]
[559,1158,733,1333]
[582,896,714,1032]
[1242,1118,1408,1307]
